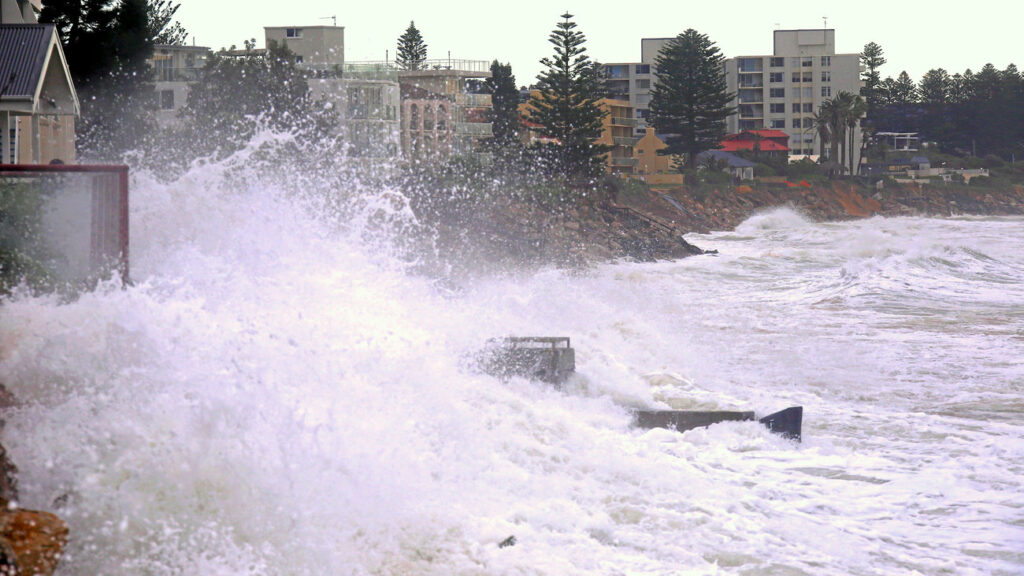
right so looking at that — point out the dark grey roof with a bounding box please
[0,24,54,99]
[698,149,756,168]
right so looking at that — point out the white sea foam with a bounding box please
[1,146,1023,574]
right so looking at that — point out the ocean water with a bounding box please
[1,154,1022,575]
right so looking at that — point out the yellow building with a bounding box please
[597,98,637,174]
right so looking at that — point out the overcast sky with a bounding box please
[174,1,1020,85]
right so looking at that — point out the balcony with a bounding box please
[458,93,491,108]
[738,80,764,88]
[153,67,204,83]
[610,157,638,167]
[454,122,492,136]
[613,136,638,146]
[611,116,638,127]
[738,92,764,104]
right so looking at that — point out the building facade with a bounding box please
[724,29,862,159]
[149,44,210,127]
[397,60,492,160]
[264,25,344,71]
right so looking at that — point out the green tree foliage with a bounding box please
[526,13,609,180]
[0,181,55,296]
[154,41,335,174]
[484,60,522,156]
[816,91,865,175]
[40,0,187,159]
[859,42,886,122]
[919,68,951,104]
[647,29,735,169]
[395,21,427,71]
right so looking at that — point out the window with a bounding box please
[160,90,174,110]
[635,79,650,89]
[769,72,783,83]
[802,87,813,99]
[821,56,831,67]
[803,102,813,113]
[286,28,303,38]
[770,57,785,68]
[791,72,802,83]
[770,119,786,129]
[801,57,813,67]
[636,108,649,119]
[607,65,628,78]
[792,103,801,113]
[634,64,650,75]
[792,118,801,128]
[821,71,831,82]
[295,55,304,64]
[770,103,786,114]
[821,86,832,97]
[770,88,785,98]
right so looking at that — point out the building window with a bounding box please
[802,87,813,99]
[802,57,813,67]
[821,71,831,82]
[159,89,174,110]
[769,72,783,83]
[770,119,786,129]
[803,102,813,113]
[770,57,784,68]
[607,65,628,78]
[635,79,650,89]
[770,88,785,98]
[791,118,801,129]
[770,103,786,114]
[821,86,832,98]
[791,72,802,83]
[286,28,303,38]
[634,64,650,75]
[636,108,649,119]
[295,55,303,64]
[821,56,831,67]
[803,117,814,128]
[792,103,801,113]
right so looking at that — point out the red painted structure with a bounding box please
[0,164,129,285]
[721,130,791,156]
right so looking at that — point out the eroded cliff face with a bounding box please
[617,182,1024,234]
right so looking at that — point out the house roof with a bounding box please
[0,24,78,115]
[0,24,52,98]
[719,139,789,152]
[698,149,756,168]
[725,129,790,141]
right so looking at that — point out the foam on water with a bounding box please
[2,152,1023,574]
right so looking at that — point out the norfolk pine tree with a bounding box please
[484,61,522,159]
[395,22,427,70]
[527,13,609,181]
[647,29,735,170]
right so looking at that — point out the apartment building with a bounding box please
[598,99,638,174]
[150,44,210,127]
[724,29,862,158]
[264,25,344,71]
[398,60,492,160]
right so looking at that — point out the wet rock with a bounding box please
[0,509,68,576]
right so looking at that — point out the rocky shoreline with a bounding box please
[421,181,1024,276]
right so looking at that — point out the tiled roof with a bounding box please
[720,139,789,152]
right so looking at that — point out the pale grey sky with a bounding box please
[174,1,1021,85]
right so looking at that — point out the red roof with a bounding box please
[719,139,789,152]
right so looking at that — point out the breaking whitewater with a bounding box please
[2,144,1023,575]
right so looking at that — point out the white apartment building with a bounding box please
[724,29,862,158]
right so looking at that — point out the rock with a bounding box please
[0,509,68,576]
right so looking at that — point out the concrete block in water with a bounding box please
[477,337,575,384]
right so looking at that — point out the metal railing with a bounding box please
[454,122,492,136]
[611,117,638,127]
[610,157,638,166]
[153,67,204,83]
[346,59,491,74]
[613,136,638,147]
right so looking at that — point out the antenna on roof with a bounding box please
[320,15,337,27]
[822,16,828,29]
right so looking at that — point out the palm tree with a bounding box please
[812,107,832,158]
[845,94,867,175]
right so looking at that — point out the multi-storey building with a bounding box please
[397,60,492,160]
[149,44,210,127]
[264,25,344,71]
[602,38,671,140]
[598,99,638,174]
[724,29,862,159]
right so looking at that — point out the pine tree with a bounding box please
[859,42,886,121]
[484,60,522,155]
[395,21,427,71]
[647,29,735,169]
[526,13,609,180]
